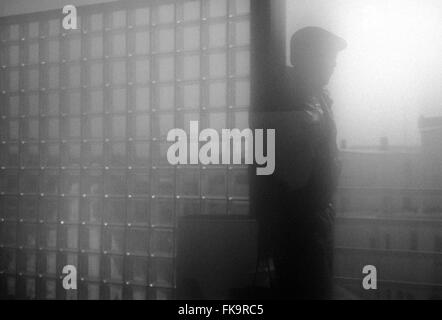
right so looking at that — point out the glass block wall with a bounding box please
[0,0,251,299]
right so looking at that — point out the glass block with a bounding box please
[127,198,149,225]
[48,65,60,89]
[202,198,227,215]
[135,87,150,111]
[105,142,126,167]
[8,70,19,93]
[228,169,249,197]
[21,118,39,140]
[89,35,103,58]
[9,24,20,41]
[111,88,127,112]
[90,13,103,31]
[0,169,18,194]
[89,62,103,86]
[61,142,81,167]
[45,92,60,115]
[88,90,104,113]
[79,139,102,165]
[24,278,36,299]
[43,279,56,299]
[108,114,126,139]
[151,141,173,166]
[235,79,250,106]
[234,0,250,15]
[19,169,40,194]
[134,31,150,55]
[84,254,100,279]
[60,225,79,249]
[128,170,150,196]
[60,197,80,222]
[127,228,149,254]
[177,168,200,196]
[176,198,200,217]
[41,142,59,167]
[234,49,250,76]
[84,115,103,139]
[229,200,249,215]
[135,59,150,84]
[206,112,226,132]
[135,7,150,25]
[24,93,39,117]
[150,229,174,257]
[28,21,39,38]
[0,143,18,167]
[209,23,227,48]
[128,141,150,167]
[111,61,126,84]
[202,169,226,196]
[18,223,37,247]
[208,0,227,18]
[60,169,81,195]
[152,113,174,138]
[18,250,36,273]
[67,37,82,61]
[149,257,174,287]
[8,45,19,67]
[39,197,58,222]
[128,113,150,139]
[61,117,81,139]
[81,226,101,251]
[19,196,39,221]
[233,110,249,129]
[27,43,39,65]
[182,26,200,51]
[183,0,200,21]
[48,40,60,63]
[112,10,127,28]
[156,4,175,24]
[1,248,16,272]
[21,143,39,167]
[67,64,81,88]
[208,81,227,108]
[151,168,175,196]
[157,56,174,82]
[26,68,40,91]
[104,227,125,253]
[182,54,200,79]
[41,117,59,140]
[151,198,174,228]
[82,169,103,195]
[112,33,126,56]
[41,169,59,195]
[104,170,127,196]
[0,222,16,245]
[39,251,57,275]
[48,19,61,36]
[157,85,174,110]
[0,196,18,220]
[39,224,57,248]
[104,197,126,223]
[81,198,102,223]
[209,52,227,77]
[234,20,250,46]
[131,286,147,300]
[182,83,200,108]
[8,95,20,117]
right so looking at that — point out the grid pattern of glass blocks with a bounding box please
[0,0,250,299]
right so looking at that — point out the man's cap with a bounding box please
[290,26,347,58]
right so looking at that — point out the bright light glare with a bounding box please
[288,0,442,146]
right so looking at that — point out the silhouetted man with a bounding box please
[253,26,346,299]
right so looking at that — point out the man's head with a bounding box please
[290,26,347,89]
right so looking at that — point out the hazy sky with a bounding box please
[287,0,442,146]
